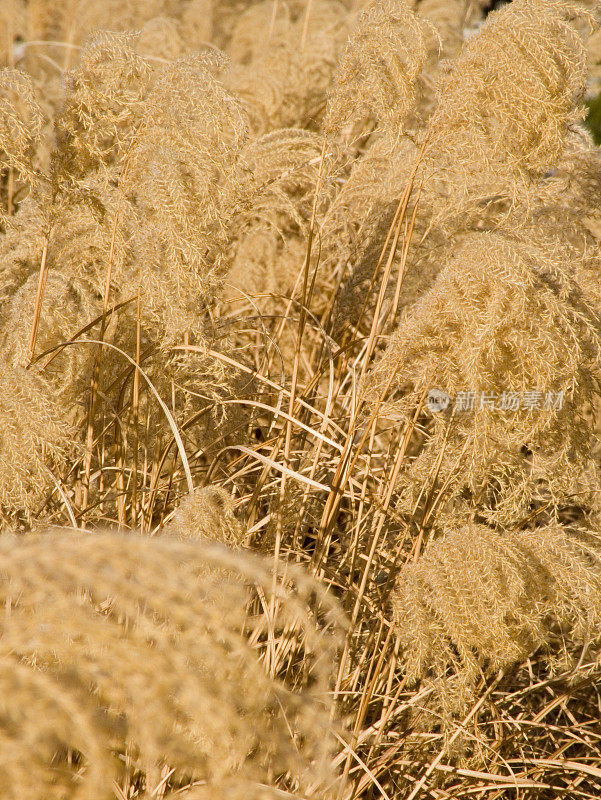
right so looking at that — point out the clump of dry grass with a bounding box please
[393,521,601,687]
[170,485,244,545]
[326,0,433,135]
[0,527,344,798]
[365,231,601,524]
[3,0,601,797]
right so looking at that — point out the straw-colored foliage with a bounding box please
[3,0,601,797]
[0,527,343,799]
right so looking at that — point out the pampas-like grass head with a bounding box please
[170,485,244,546]
[326,0,432,134]
[0,362,69,526]
[0,528,344,798]
[365,231,601,524]
[429,0,592,177]
[393,521,601,684]
[56,31,151,176]
[0,67,43,184]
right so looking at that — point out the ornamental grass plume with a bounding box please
[35,32,248,352]
[0,362,69,527]
[226,128,332,301]
[56,31,151,176]
[123,52,248,340]
[0,528,344,799]
[225,0,349,133]
[428,0,593,180]
[523,126,601,263]
[170,485,244,546]
[2,270,100,399]
[329,0,597,286]
[365,231,601,524]
[325,0,433,136]
[325,0,596,321]
[46,33,248,365]
[0,67,43,190]
[393,521,601,697]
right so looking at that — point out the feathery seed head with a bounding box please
[429,0,592,177]
[0,529,344,797]
[366,231,601,523]
[170,485,245,546]
[0,68,43,182]
[326,0,433,135]
[393,521,601,682]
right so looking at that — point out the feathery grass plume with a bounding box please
[225,0,349,133]
[326,0,433,136]
[3,270,100,399]
[526,125,601,246]
[0,67,43,188]
[234,128,329,232]
[56,31,151,177]
[324,133,469,339]
[124,53,248,340]
[392,521,601,695]
[135,15,187,61]
[226,128,332,301]
[428,0,592,181]
[0,528,344,798]
[0,361,69,527]
[327,16,601,339]
[325,0,597,337]
[225,224,308,302]
[169,485,244,545]
[0,172,119,402]
[364,231,601,524]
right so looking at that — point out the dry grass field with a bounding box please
[3,0,601,797]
